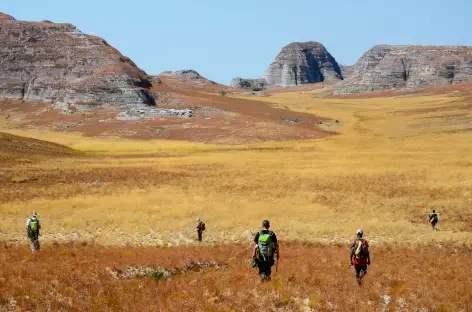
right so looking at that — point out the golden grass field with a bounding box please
[1,89,472,311]
[1,89,471,246]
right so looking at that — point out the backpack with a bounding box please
[200,222,206,231]
[257,231,275,261]
[29,219,39,233]
[353,239,369,260]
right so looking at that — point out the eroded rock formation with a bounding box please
[264,42,343,87]
[0,12,154,106]
[334,45,472,95]
[231,77,268,91]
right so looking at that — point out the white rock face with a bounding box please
[264,42,343,87]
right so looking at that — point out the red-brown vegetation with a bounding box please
[1,242,471,311]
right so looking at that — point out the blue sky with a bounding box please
[2,0,471,84]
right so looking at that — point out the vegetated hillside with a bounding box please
[334,45,472,95]
[0,12,154,106]
[0,242,471,311]
[154,69,231,92]
[0,131,77,166]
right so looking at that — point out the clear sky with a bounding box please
[2,0,471,84]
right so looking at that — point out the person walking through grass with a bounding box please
[428,210,439,231]
[253,220,279,281]
[196,218,205,242]
[350,228,370,285]
[26,211,41,253]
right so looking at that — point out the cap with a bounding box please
[356,228,363,236]
[32,211,38,217]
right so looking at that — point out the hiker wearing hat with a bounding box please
[350,228,370,285]
[253,220,279,281]
[196,218,205,242]
[26,211,41,252]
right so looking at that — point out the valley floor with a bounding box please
[1,87,471,246]
[1,242,471,312]
[1,85,472,310]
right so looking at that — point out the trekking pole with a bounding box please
[276,257,279,273]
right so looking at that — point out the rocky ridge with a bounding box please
[0,12,154,106]
[159,70,216,86]
[264,42,343,87]
[334,45,472,95]
[231,77,268,91]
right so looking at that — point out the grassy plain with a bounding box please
[1,91,472,246]
[1,90,472,311]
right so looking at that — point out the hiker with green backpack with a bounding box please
[252,220,279,281]
[26,211,41,253]
[350,228,370,285]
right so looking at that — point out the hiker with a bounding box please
[252,220,279,281]
[428,210,439,231]
[196,218,205,242]
[26,211,41,253]
[350,228,370,285]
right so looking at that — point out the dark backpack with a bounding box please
[200,222,205,231]
[352,239,369,260]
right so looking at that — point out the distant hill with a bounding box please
[334,45,472,95]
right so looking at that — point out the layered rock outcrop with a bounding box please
[159,69,218,86]
[0,12,154,106]
[339,65,354,79]
[334,45,472,95]
[231,77,268,91]
[264,42,343,87]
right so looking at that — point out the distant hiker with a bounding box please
[350,228,370,285]
[428,210,439,231]
[253,220,279,281]
[196,218,205,242]
[26,211,41,253]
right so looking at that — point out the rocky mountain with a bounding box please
[264,42,343,87]
[0,12,154,106]
[334,45,472,95]
[159,70,216,85]
[231,77,268,91]
[339,64,354,79]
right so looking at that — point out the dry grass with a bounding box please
[0,242,471,312]
[1,91,472,246]
[1,90,472,310]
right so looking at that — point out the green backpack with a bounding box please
[29,219,39,233]
[257,231,274,261]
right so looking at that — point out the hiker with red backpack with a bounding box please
[252,220,280,281]
[350,228,370,285]
[196,218,205,242]
[26,211,41,253]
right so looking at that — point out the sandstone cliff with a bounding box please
[0,12,154,106]
[264,42,343,87]
[334,45,472,95]
[231,77,268,91]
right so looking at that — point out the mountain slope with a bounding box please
[0,12,154,106]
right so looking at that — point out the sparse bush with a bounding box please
[218,90,227,96]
